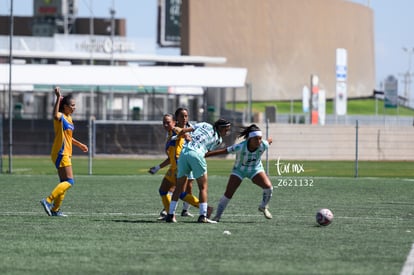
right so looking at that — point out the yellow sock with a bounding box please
[183,194,199,208]
[51,192,66,212]
[161,194,171,213]
[48,181,72,210]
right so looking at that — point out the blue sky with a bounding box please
[1,0,414,90]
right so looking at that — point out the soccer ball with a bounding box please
[316,208,334,226]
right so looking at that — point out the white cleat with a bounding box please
[197,215,217,224]
[212,216,220,222]
[258,206,273,219]
[181,210,194,217]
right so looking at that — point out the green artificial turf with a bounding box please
[0,159,413,274]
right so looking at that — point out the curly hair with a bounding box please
[238,124,261,139]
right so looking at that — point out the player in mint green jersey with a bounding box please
[166,118,232,223]
[205,124,273,222]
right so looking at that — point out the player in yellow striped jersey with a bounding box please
[171,108,198,216]
[167,118,231,223]
[40,87,88,217]
[149,108,203,219]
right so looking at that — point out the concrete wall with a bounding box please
[4,119,412,161]
[181,0,375,102]
[254,123,414,161]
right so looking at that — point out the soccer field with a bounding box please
[1,160,414,274]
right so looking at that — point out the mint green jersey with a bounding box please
[227,139,269,179]
[178,122,222,179]
[185,122,222,155]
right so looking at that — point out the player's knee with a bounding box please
[179,192,187,200]
[159,189,168,196]
[263,186,273,195]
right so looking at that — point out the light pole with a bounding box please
[8,0,14,174]
[110,5,115,67]
[402,47,414,107]
[108,1,115,120]
[402,47,414,71]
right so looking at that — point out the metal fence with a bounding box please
[1,117,413,161]
[266,114,414,127]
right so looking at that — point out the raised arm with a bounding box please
[52,87,62,120]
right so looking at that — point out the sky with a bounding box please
[1,0,414,91]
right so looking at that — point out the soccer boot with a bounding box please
[165,214,177,223]
[181,209,194,217]
[157,209,167,220]
[212,216,221,222]
[258,206,273,219]
[157,215,166,221]
[51,210,67,217]
[197,215,217,224]
[159,209,167,217]
[40,199,52,216]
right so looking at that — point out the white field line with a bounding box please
[0,211,411,221]
[0,211,260,217]
[401,243,414,275]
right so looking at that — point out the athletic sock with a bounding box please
[260,187,273,208]
[49,181,72,211]
[169,200,178,215]
[182,202,190,211]
[161,195,171,213]
[216,195,231,219]
[159,190,171,213]
[199,202,208,216]
[51,192,66,212]
[181,193,199,208]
